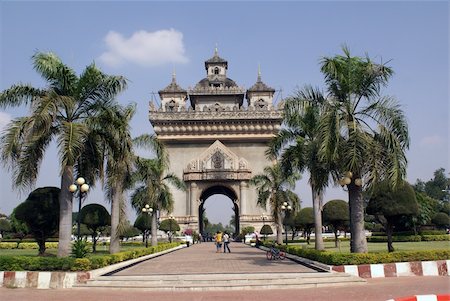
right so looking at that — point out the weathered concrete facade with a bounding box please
[149,49,282,233]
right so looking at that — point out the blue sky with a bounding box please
[0,1,448,226]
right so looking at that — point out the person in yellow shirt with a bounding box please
[214,231,223,253]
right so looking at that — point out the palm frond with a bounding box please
[0,84,43,108]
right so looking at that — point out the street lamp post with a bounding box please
[281,202,292,245]
[261,214,267,241]
[141,204,153,248]
[69,177,90,240]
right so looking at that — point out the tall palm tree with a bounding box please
[318,46,409,253]
[0,52,127,256]
[86,103,136,254]
[268,87,333,250]
[250,163,300,244]
[130,135,185,246]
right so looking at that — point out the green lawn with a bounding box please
[290,240,450,253]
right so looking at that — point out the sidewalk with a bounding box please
[113,242,316,275]
[1,277,448,301]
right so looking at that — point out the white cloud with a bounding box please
[0,111,11,132]
[420,134,444,147]
[99,29,189,67]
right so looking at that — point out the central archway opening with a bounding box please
[198,185,239,238]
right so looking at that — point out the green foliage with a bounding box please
[71,238,89,258]
[415,168,450,201]
[0,218,11,236]
[368,235,422,242]
[14,187,60,255]
[241,226,255,235]
[421,235,450,241]
[368,181,418,217]
[0,242,58,249]
[431,212,450,229]
[264,243,450,265]
[0,242,180,271]
[79,204,111,252]
[297,207,314,226]
[159,219,180,232]
[260,224,273,235]
[323,200,349,223]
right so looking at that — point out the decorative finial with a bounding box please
[214,43,218,56]
[257,63,262,82]
[172,66,176,83]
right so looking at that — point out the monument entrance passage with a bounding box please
[198,185,239,235]
[149,49,283,234]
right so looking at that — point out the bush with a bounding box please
[266,243,450,265]
[367,235,421,242]
[0,242,58,249]
[0,242,181,271]
[421,235,450,241]
[419,230,447,235]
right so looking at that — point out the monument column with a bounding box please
[240,181,248,216]
[190,182,198,216]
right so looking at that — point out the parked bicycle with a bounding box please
[266,244,286,260]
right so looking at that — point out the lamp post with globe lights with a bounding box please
[141,204,153,248]
[68,177,90,240]
[281,202,292,245]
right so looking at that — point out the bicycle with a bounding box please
[266,244,286,260]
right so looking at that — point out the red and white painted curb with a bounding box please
[0,271,90,289]
[332,260,450,278]
[386,294,450,301]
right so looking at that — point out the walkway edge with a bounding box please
[0,244,186,289]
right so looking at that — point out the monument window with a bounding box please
[256,99,267,110]
[214,67,220,75]
[166,100,177,112]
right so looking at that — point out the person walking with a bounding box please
[214,231,223,253]
[223,231,231,253]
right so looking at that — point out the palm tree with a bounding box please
[318,46,409,253]
[86,103,136,254]
[130,135,185,246]
[250,163,301,244]
[0,52,127,256]
[268,87,333,250]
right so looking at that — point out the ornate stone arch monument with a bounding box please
[149,49,283,234]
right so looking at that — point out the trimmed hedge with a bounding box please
[368,235,449,242]
[0,242,180,271]
[282,245,450,265]
[0,242,58,249]
[261,242,450,265]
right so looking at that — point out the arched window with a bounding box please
[214,67,220,75]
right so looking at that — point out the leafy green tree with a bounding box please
[0,52,127,257]
[159,218,180,242]
[251,163,300,244]
[14,187,60,255]
[79,204,110,252]
[134,214,152,247]
[260,224,273,240]
[241,226,255,235]
[431,212,449,230]
[119,221,140,241]
[367,181,418,252]
[419,168,450,201]
[318,46,409,253]
[297,207,314,244]
[323,200,349,247]
[9,210,29,246]
[269,87,332,250]
[0,218,11,238]
[131,135,185,246]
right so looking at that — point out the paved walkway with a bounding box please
[114,242,316,275]
[2,277,448,301]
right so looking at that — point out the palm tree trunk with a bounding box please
[348,183,368,253]
[109,186,121,254]
[58,165,74,257]
[276,211,283,244]
[151,212,158,246]
[312,186,324,250]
